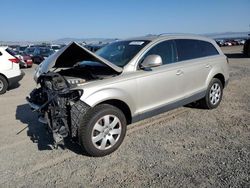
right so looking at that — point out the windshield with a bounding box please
[95,40,150,67]
[25,47,35,53]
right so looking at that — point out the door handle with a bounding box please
[205,64,211,68]
[176,70,183,75]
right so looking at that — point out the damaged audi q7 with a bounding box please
[27,34,229,156]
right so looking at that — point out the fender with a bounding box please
[81,88,136,116]
[205,66,225,88]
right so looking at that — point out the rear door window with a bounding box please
[175,39,219,61]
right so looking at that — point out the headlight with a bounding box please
[67,79,86,85]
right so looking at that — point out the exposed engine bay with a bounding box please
[27,64,119,147]
[27,72,84,146]
[57,62,118,85]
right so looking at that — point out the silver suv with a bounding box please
[27,34,229,156]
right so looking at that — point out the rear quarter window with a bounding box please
[175,39,219,61]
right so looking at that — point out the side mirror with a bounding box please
[141,55,163,69]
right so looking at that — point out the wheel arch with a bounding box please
[0,73,9,85]
[82,88,135,125]
[206,69,226,89]
[98,99,132,125]
[213,73,225,88]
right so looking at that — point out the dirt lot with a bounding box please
[0,46,249,187]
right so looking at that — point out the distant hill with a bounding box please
[1,32,249,46]
[54,32,250,44]
[53,38,119,45]
[204,32,250,39]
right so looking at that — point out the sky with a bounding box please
[1,0,250,41]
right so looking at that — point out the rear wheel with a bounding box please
[0,75,8,95]
[200,78,223,109]
[78,104,127,157]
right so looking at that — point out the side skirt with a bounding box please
[132,90,206,123]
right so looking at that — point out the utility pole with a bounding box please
[248,24,250,36]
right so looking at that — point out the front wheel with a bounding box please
[200,78,223,109]
[78,104,127,157]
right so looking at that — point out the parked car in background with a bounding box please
[24,47,36,56]
[50,45,61,52]
[0,47,24,94]
[7,48,33,68]
[235,39,246,45]
[84,43,107,52]
[16,46,28,53]
[32,47,54,64]
[215,40,226,47]
[226,40,239,46]
[224,41,232,46]
[17,52,33,68]
[243,39,250,57]
[27,34,229,156]
[8,45,20,51]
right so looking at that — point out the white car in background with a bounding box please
[51,45,61,52]
[0,47,24,94]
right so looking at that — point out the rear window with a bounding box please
[175,39,219,61]
[6,48,17,56]
[19,46,27,51]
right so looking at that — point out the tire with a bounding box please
[78,104,127,157]
[247,46,250,57]
[0,75,8,95]
[243,40,250,57]
[200,78,223,109]
[32,57,36,64]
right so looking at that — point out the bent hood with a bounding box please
[34,42,122,81]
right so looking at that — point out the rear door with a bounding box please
[174,39,220,96]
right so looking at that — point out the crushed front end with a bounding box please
[27,72,89,147]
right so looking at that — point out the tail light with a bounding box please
[9,58,19,64]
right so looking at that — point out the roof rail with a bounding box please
[158,33,175,36]
[157,33,202,37]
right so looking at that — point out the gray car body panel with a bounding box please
[78,35,228,119]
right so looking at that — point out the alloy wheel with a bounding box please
[0,80,3,91]
[91,115,122,150]
[209,83,221,105]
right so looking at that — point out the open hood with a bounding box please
[34,42,122,81]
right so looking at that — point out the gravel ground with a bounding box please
[0,46,249,187]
